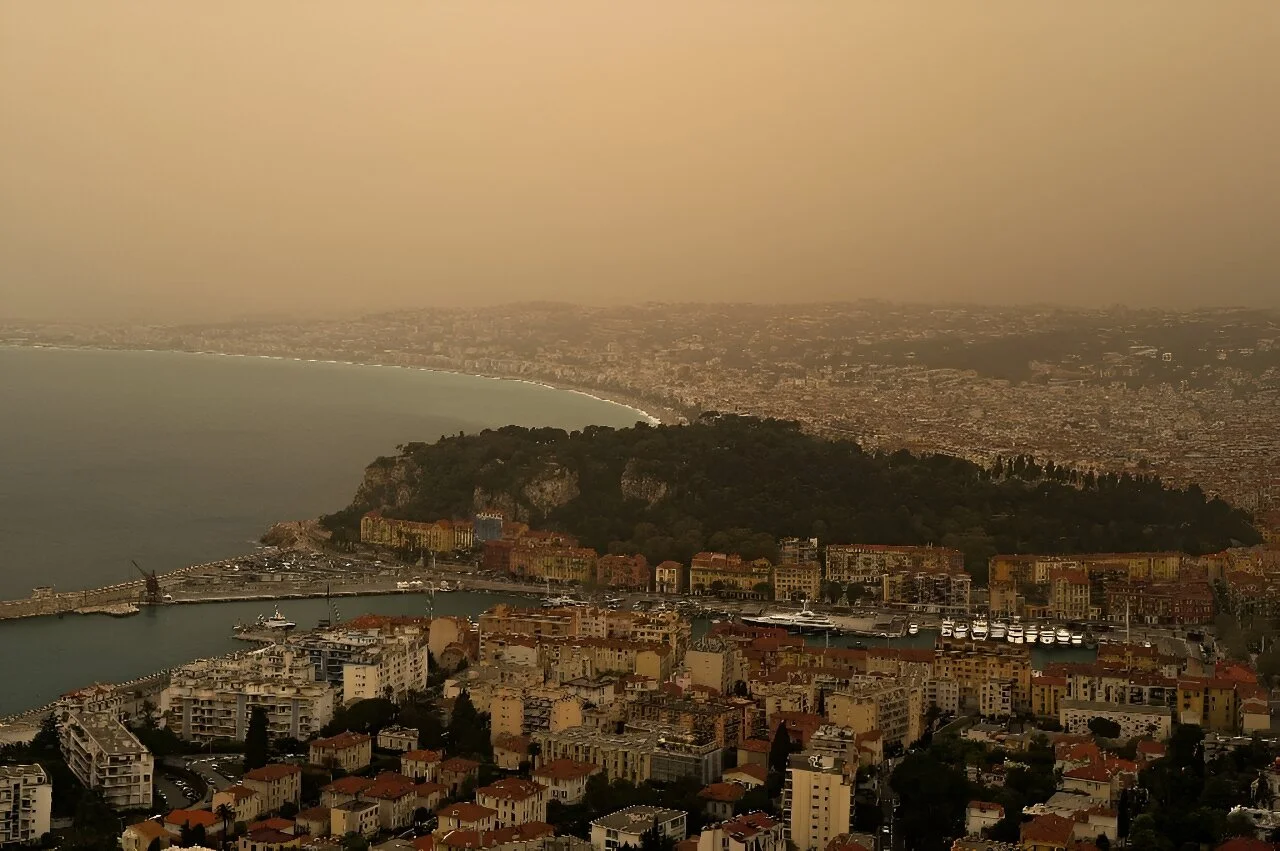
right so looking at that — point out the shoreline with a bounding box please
[3,342,679,427]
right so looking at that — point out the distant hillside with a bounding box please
[321,415,1260,582]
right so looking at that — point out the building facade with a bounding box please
[59,711,154,810]
[0,765,51,846]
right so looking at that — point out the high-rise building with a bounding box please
[783,753,855,851]
[0,764,51,845]
[59,711,154,810]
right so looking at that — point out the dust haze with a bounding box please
[1,2,1278,322]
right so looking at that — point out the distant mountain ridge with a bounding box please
[322,415,1260,581]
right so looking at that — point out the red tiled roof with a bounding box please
[968,801,1004,814]
[165,810,218,829]
[246,829,297,845]
[439,757,481,774]
[724,764,767,783]
[296,807,330,823]
[699,782,746,803]
[1021,814,1076,846]
[244,763,302,782]
[324,776,374,795]
[739,738,771,753]
[438,803,498,823]
[402,749,444,763]
[248,818,295,833]
[533,759,600,782]
[1214,840,1277,851]
[476,778,546,802]
[311,731,371,750]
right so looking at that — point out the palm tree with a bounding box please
[215,804,235,850]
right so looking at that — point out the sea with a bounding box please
[0,346,1094,716]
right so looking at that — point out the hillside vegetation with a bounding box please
[322,415,1259,581]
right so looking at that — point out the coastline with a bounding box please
[4,342,678,427]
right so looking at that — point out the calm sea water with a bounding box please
[0,346,646,599]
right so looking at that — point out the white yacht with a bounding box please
[954,621,969,640]
[971,618,989,641]
[907,621,920,635]
[1055,626,1071,644]
[990,621,1008,641]
[1007,622,1024,644]
[262,608,296,630]
[740,602,837,633]
[1025,623,1040,643]
[1039,628,1056,645]
[1070,631,1084,645]
[543,594,582,608]
[940,617,955,638]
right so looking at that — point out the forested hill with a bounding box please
[322,415,1260,581]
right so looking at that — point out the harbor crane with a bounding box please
[131,560,162,605]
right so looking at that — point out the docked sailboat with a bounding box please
[1055,626,1071,644]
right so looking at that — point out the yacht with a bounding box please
[940,617,955,638]
[1039,628,1056,645]
[262,608,296,630]
[907,621,920,635]
[542,594,581,608]
[1070,631,1084,645]
[1025,623,1039,643]
[971,618,989,641]
[1007,622,1024,644]
[1055,626,1071,644]
[990,621,1008,641]
[740,602,837,633]
[954,621,969,640]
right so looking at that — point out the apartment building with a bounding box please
[1104,581,1215,625]
[342,636,431,703]
[531,760,600,806]
[825,545,964,587]
[783,754,855,851]
[695,812,784,851]
[626,694,743,749]
[0,764,51,846]
[360,512,475,552]
[309,732,372,772]
[1059,700,1173,741]
[377,726,419,753]
[825,678,918,747]
[510,547,599,584]
[590,806,686,851]
[690,553,773,599]
[1048,568,1091,622]
[654,561,687,595]
[399,750,444,782]
[475,778,549,828]
[163,650,336,743]
[685,640,741,695]
[539,637,673,684]
[59,711,154,810]
[932,640,1033,712]
[489,688,584,740]
[882,567,971,612]
[772,564,821,602]
[533,727,722,785]
[241,764,302,813]
[596,555,651,591]
[979,681,1014,719]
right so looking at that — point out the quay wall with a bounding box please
[0,564,202,621]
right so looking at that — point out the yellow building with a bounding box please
[511,547,599,584]
[1030,676,1069,719]
[1049,568,1091,621]
[360,513,474,552]
[690,552,773,598]
[932,641,1032,712]
[826,679,918,747]
[783,754,854,851]
[773,563,821,602]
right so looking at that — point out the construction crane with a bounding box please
[132,560,162,605]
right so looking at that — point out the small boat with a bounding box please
[1056,627,1071,644]
[1025,623,1039,642]
[263,608,296,630]
[907,622,919,635]
[940,618,955,638]
[1007,623,1024,644]
[954,621,969,639]
[740,601,837,633]
[1040,629,1056,645]
[971,618,989,641]
[1070,632,1084,645]
[990,621,1008,640]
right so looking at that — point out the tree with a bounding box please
[341,834,370,851]
[890,751,970,851]
[190,825,207,849]
[215,803,235,847]
[1088,717,1122,740]
[447,690,492,760]
[1225,811,1257,838]
[244,705,270,771]
[768,725,793,777]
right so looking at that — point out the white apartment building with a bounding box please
[342,637,430,703]
[590,806,686,851]
[162,649,336,742]
[60,711,154,810]
[0,764,52,845]
[783,754,854,851]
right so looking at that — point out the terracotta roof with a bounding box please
[439,757,481,774]
[415,782,448,797]
[219,785,259,801]
[700,782,746,803]
[1064,763,1117,783]
[476,778,546,802]
[246,829,297,845]
[412,838,435,851]
[532,759,600,782]
[311,731,371,751]
[720,812,780,838]
[493,734,531,755]
[1136,740,1166,756]
[826,836,872,851]
[1214,840,1277,851]
[739,738,771,753]
[296,807,330,823]
[1021,814,1076,846]
[677,840,699,851]
[244,763,302,782]
[126,820,170,842]
[324,776,374,795]
[364,775,417,800]
[166,810,219,829]
[724,764,767,783]
[438,803,498,823]
[248,818,295,833]
[402,749,444,764]
[968,801,1005,814]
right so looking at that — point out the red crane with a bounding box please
[132,560,162,605]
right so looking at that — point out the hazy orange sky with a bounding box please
[2,2,1278,322]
